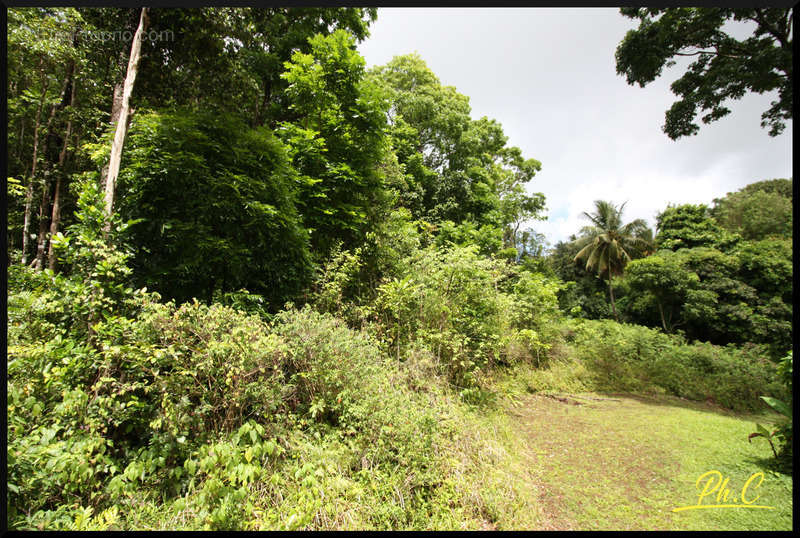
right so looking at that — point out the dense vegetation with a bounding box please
[6,7,793,530]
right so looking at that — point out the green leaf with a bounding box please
[756,423,772,438]
[760,396,791,418]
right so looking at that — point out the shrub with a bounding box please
[373,244,563,390]
[566,319,786,411]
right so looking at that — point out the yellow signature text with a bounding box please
[672,470,775,512]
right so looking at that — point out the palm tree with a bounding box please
[573,200,653,320]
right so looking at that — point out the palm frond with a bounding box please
[574,199,653,280]
[574,240,596,264]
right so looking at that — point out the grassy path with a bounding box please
[502,393,792,530]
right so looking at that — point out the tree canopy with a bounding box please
[368,54,545,239]
[573,200,653,320]
[711,178,793,240]
[615,8,793,139]
[118,109,312,307]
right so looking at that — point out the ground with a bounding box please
[499,392,792,531]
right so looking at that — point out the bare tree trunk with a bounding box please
[657,301,670,332]
[48,68,78,271]
[103,7,148,236]
[33,177,53,270]
[16,119,25,166]
[100,80,125,191]
[608,277,618,321]
[21,59,48,266]
[33,66,74,270]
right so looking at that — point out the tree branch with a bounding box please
[749,8,790,50]
[673,49,742,60]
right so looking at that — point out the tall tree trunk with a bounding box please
[16,119,26,167]
[657,301,669,332]
[21,59,48,266]
[608,277,618,321]
[33,65,74,270]
[100,11,136,191]
[254,77,272,127]
[33,177,52,270]
[100,79,125,191]
[103,7,148,236]
[48,67,78,271]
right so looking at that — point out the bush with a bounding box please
[566,319,786,411]
[374,244,564,390]
[7,264,478,530]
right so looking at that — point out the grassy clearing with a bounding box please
[493,387,791,530]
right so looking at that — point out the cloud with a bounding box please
[360,8,793,245]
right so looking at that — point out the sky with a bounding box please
[357,8,793,247]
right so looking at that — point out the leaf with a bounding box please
[749,422,774,443]
[760,396,791,418]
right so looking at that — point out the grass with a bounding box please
[114,364,792,531]
[489,386,792,530]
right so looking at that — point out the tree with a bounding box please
[736,238,792,304]
[129,7,377,127]
[548,236,611,318]
[368,54,543,232]
[117,109,312,308]
[655,203,740,251]
[622,251,709,333]
[573,200,653,320]
[615,8,793,139]
[711,178,793,240]
[675,246,789,353]
[103,7,148,236]
[279,29,391,258]
[7,8,83,265]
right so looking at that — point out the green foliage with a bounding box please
[711,179,793,241]
[368,53,543,239]
[749,352,792,471]
[10,256,536,529]
[358,207,428,292]
[118,108,312,308]
[374,244,563,391]
[566,319,787,411]
[434,220,505,258]
[310,243,364,320]
[280,29,390,257]
[656,203,739,252]
[735,238,792,302]
[7,6,795,531]
[547,236,611,319]
[621,251,705,333]
[619,242,792,355]
[85,8,378,127]
[572,200,653,321]
[616,8,792,139]
[375,246,507,388]
[630,203,790,351]
[574,200,653,279]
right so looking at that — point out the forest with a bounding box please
[5,7,793,530]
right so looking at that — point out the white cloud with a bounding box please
[359,8,793,245]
